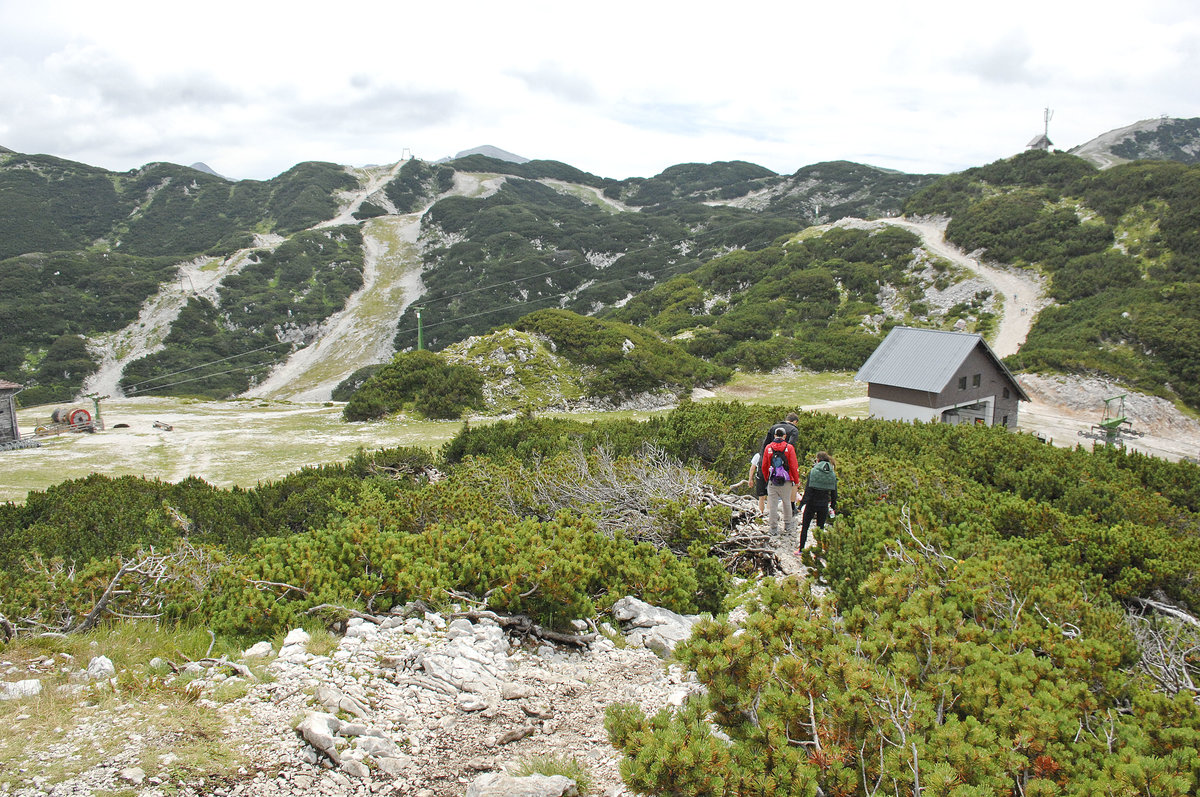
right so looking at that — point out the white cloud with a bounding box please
[1,0,1198,180]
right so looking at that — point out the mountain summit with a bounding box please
[188,161,229,180]
[447,145,529,164]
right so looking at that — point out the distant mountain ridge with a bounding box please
[3,117,1200,407]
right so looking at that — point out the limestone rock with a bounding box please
[611,595,701,655]
[0,679,42,700]
[87,655,116,681]
[296,711,343,763]
[457,693,489,712]
[243,641,274,658]
[467,773,578,797]
[500,682,538,700]
[315,685,370,718]
[373,754,414,776]
[282,628,310,646]
[339,758,370,778]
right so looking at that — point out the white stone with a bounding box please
[374,754,415,776]
[243,641,274,659]
[282,628,310,647]
[456,693,489,712]
[0,679,42,700]
[355,735,404,759]
[467,773,578,797]
[87,655,116,681]
[345,622,379,639]
[297,712,342,762]
[340,758,370,778]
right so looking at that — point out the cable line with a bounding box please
[122,341,291,391]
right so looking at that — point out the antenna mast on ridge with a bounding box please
[1044,107,1054,138]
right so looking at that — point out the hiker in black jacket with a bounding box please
[796,451,837,553]
[761,412,800,510]
[760,412,800,452]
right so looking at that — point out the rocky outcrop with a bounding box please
[1,597,707,796]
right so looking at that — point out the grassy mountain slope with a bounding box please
[0,153,355,260]
[1071,116,1200,168]
[906,150,1200,409]
[398,175,801,352]
[0,147,950,402]
[118,226,365,399]
[607,222,991,372]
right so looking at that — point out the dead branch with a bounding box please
[529,443,706,549]
[451,609,597,648]
[367,462,443,482]
[192,657,257,680]
[1125,607,1200,703]
[246,579,310,598]
[1128,596,1200,627]
[70,561,137,634]
[8,542,223,639]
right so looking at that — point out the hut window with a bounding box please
[958,376,967,390]
[972,373,981,387]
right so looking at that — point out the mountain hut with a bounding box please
[1026,133,1053,151]
[854,327,1029,428]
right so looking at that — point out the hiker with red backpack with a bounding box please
[761,427,800,538]
[760,412,801,510]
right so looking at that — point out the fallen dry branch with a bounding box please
[1128,596,1200,628]
[1125,604,1200,703]
[192,657,257,681]
[450,609,597,648]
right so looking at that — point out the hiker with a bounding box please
[760,412,800,451]
[761,428,800,538]
[797,451,838,552]
[749,451,768,515]
[761,412,801,509]
[728,453,769,516]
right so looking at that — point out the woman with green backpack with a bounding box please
[796,451,838,553]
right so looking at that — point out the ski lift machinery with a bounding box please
[1077,394,1144,447]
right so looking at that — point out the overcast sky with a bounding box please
[2,0,1198,181]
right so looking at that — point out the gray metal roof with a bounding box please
[854,327,1030,400]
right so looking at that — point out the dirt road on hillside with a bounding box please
[878,218,1045,357]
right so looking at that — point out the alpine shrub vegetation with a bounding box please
[3,405,1200,792]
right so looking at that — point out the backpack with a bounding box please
[768,446,790,485]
